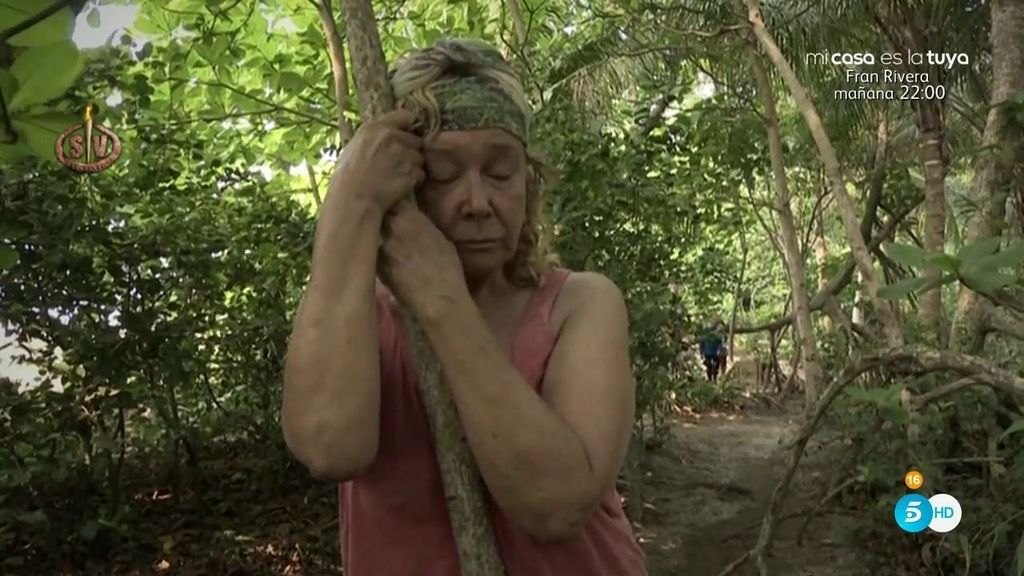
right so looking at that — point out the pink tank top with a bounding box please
[338,268,647,575]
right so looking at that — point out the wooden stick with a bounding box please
[333,1,506,573]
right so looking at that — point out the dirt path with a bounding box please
[635,402,880,576]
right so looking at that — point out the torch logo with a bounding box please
[55,102,122,173]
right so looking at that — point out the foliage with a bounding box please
[880,239,1024,300]
[1,0,1022,573]
[1,76,313,565]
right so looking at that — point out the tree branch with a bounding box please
[168,76,335,129]
[912,377,984,409]
[722,341,1023,576]
[164,108,278,126]
[987,288,1024,315]
[742,172,785,259]
[545,45,686,97]
[987,307,1024,340]
[867,345,1024,399]
[718,357,884,576]
[315,0,354,144]
[0,0,74,42]
[735,199,919,334]
[254,44,333,110]
[0,82,15,144]
[506,0,529,47]
[666,24,747,38]
[305,160,322,207]
[862,116,889,242]
[744,0,904,347]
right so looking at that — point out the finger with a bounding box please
[390,128,422,150]
[383,203,414,234]
[404,148,424,169]
[377,108,418,130]
[382,202,411,236]
[412,166,426,187]
[379,231,398,263]
[390,198,416,217]
[392,148,419,175]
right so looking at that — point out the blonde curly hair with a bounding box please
[388,38,558,288]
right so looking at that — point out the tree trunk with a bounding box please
[949,0,1024,354]
[336,1,507,573]
[743,0,903,348]
[729,220,749,363]
[851,269,865,327]
[742,20,823,412]
[916,100,947,346]
[869,0,948,347]
[813,207,830,333]
[339,0,395,122]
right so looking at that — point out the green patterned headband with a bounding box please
[425,74,530,144]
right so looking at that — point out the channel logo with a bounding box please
[893,470,962,533]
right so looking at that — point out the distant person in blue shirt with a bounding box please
[698,319,726,382]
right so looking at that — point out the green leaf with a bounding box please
[0,223,28,239]
[878,277,927,300]
[8,41,85,113]
[278,71,305,91]
[18,510,47,525]
[0,245,19,269]
[957,533,972,562]
[0,70,17,142]
[958,237,1002,264]
[1014,532,1024,576]
[0,141,32,162]
[1000,418,1024,443]
[10,111,79,161]
[132,14,162,35]
[924,253,959,273]
[0,69,17,100]
[0,3,74,46]
[887,243,930,269]
[915,273,957,295]
[961,270,1018,293]
[86,7,100,28]
[80,520,100,541]
[972,241,1024,272]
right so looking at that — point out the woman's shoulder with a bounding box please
[553,268,624,299]
[547,268,626,329]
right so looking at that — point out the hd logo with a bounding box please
[893,470,962,533]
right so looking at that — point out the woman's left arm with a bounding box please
[420,272,636,543]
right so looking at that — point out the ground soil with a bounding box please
[635,400,882,576]
[17,364,905,576]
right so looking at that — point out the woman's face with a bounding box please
[416,128,528,281]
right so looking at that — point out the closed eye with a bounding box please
[427,166,459,183]
[486,162,516,181]
[488,171,513,181]
[429,172,459,184]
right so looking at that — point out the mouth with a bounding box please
[456,239,501,249]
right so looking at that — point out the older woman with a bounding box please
[281,38,646,576]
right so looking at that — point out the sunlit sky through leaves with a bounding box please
[69,4,322,182]
[71,4,139,49]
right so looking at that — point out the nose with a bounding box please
[459,173,493,218]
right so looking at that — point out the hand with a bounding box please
[378,201,468,319]
[324,109,425,216]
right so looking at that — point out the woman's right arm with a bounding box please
[281,195,385,482]
[280,110,424,482]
